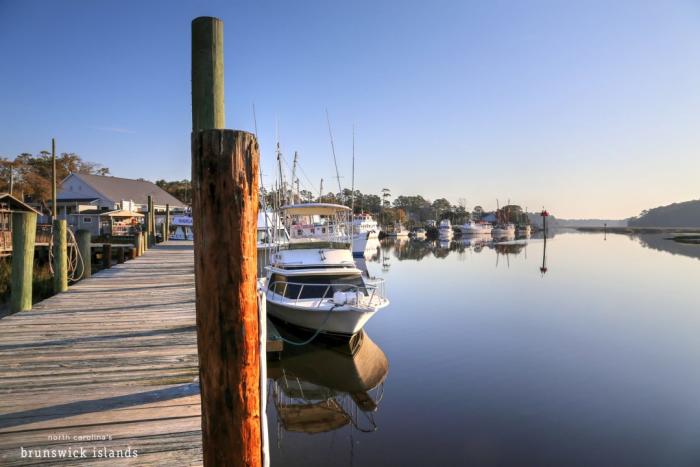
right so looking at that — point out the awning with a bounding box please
[100,210,144,218]
[280,203,351,215]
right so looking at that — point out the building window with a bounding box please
[83,217,92,223]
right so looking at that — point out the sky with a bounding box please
[1,0,699,219]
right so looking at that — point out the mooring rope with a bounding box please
[48,227,85,282]
[276,305,339,346]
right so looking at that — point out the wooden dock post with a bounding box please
[192,130,261,467]
[165,203,171,242]
[192,17,225,131]
[134,233,141,257]
[102,244,112,269]
[147,195,154,247]
[52,220,68,293]
[11,212,37,312]
[117,246,125,264]
[76,229,91,279]
[191,15,261,467]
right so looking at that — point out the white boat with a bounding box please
[386,223,409,237]
[492,223,516,239]
[516,224,532,236]
[413,228,427,239]
[265,203,389,336]
[257,210,288,251]
[351,213,380,257]
[460,220,493,235]
[438,219,453,240]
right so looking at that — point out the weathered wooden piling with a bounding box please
[191,15,261,467]
[165,203,171,241]
[10,212,37,312]
[192,130,261,467]
[52,219,68,292]
[192,16,225,131]
[147,195,154,247]
[117,246,125,264]
[102,244,112,269]
[137,232,143,256]
[76,229,91,279]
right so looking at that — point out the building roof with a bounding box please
[63,173,185,207]
[0,193,42,214]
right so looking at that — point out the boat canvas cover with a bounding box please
[280,203,351,216]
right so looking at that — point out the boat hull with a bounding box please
[352,231,379,257]
[266,300,379,336]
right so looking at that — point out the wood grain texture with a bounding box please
[53,219,68,293]
[0,242,203,465]
[10,212,36,312]
[191,129,261,467]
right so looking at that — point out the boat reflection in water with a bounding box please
[268,327,389,440]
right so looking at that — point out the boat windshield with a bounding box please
[279,204,352,247]
[269,273,366,299]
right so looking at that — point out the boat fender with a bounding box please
[333,291,348,305]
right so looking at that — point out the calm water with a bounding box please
[266,231,700,467]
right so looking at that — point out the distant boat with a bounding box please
[516,224,531,237]
[438,219,453,240]
[258,210,288,251]
[265,203,389,336]
[460,220,493,235]
[351,213,379,257]
[386,222,409,238]
[492,223,516,239]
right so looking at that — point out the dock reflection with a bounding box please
[267,328,389,437]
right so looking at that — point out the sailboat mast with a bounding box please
[325,109,343,202]
[291,151,298,203]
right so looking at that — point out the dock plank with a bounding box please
[0,242,206,465]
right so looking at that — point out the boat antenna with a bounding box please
[351,124,356,238]
[252,102,259,138]
[351,125,356,212]
[319,178,324,203]
[325,108,343,201]
[291,151,298,203]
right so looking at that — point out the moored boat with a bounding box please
[460,220,493,235]
[438,219,453,240]
[265,203,389,336]
[351,213,380,257]
[386,222,409,238]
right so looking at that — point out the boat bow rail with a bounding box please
[268,279,387,310]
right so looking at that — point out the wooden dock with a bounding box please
[0,241,278,465]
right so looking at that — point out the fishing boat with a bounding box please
[438,219,453,240]
[265,203,389,336]
[257,210,288,251]
[351,213,380,257]
[386,222,409,238]
[460,220,493,235]
[516,224,532,237]
[492,223,516,239]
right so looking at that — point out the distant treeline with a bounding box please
[0,151,109,210]
[155,181,540,226]
[629,199,700,228]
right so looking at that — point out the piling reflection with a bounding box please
[267,329,389,439]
